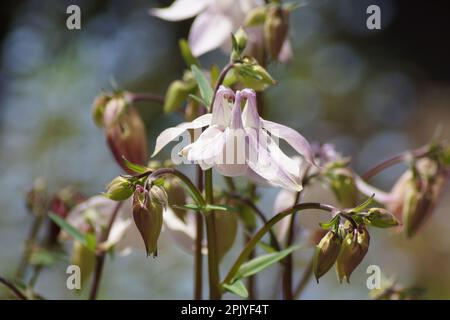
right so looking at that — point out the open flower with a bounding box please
[152,86,315,191]
[150,0,291,61]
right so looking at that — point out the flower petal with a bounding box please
[211,86,234,127]
[241,88,261,128]
[277,39,293,63]
[163,208,199,254]
[247,129,303,191]
[150,0,209,21]
[261,119,315,166]
[189,11,233,56]
[152,113,212,157]
[182,125,226,163]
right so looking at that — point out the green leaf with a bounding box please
[48,213,96,251]
[29,247,67,267]
[191,65,213,108]
[179,39,200,67]
[205,204,237,212]
[257,241,277,254]
[188,94,208,106]
[319,214,340,230]
[233,245,300,281]
[350,194,375,213]
[122,156,149,174]
[223,280,248,298]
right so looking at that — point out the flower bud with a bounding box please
[91,93,110,128]
[388,158,448,237]
[106,106,148,174]
[235,58,276,91]
[105,176,134,201]
[327,167,358,208]
[244,7,267,27]
[336,226,370,283]
[132,186,165,257]
[364,208,399,228]
[164,79,196,113]
[313,230,341,282]
[164,178,187,221]
[71,240,96,290]
[264,6,289,60]
[103,95,128,129]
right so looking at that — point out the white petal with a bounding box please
[262,119,315,166]
[189,11,233,56]
[150,0,209,21]
[152,113,212,157]
[215,128,248,176]
[163,208,198,254]
[247,129,303,191]
[182,125,226,163]
[241,88,261,128]
[211,86,234,127]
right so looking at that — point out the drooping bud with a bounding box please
[327,167,358,208]
[104,176,134,201]
[264,5,289,60]
[71,240,96,290]
[313,230,341,282]
[363,208,400,228]
[132,186,165,257]
[91,93,110,127]
[336,226,370,283]
[388,158,448,237]
[103,95,128,128]
[105,106,148,174]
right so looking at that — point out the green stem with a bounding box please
[0,276,27,300]
[194,166,204,300]
[204,169,221,299]
[223,202,336,285]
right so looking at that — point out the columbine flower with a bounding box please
[150,0,292,61]
[152,86,314,191]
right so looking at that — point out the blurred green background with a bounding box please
[0,0,449,299]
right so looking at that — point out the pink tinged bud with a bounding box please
[132,186,165,257]
[105,106,149,174]
[313,230,342,282]
[92,93,110,128]
[71,240,96,289]
[336,227,370,283]
[264,6,289,61]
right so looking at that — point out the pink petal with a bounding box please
[211,86,234,127]
[241,88,261,128]
[152,113,212,157]
[182,125,226,163]
[261,119,316,166]
[189,11,233,56]
[150,0,209,21]
[230,91,244,129]
[277,39,293,63]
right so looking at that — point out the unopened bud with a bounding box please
[105,176,134,201]
[364,208,399,228]
[132,186,165,257]
[103,95,128,129]
[106,106,148,173]
[92,93,110,127]
[264,6,289,60]
[71,240,96,289]
[313,230,341,282]
[327,167,358,208]
[165,178,187,221]
[164,79,196,113]
[235,59,276,91]
[336,226,370,283]
[244,7,267,27]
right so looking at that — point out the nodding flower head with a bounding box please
[152,86,315,191]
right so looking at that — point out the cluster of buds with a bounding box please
[132,184,167,257]
[164,70,197,114]
[324,162,358,208]
[313,204,399,283]
[92,92,148,174]
[387,157,448,237]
